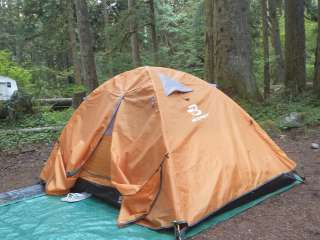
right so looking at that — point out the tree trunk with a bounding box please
[269,0,285,84]
[204,0,215,83]
[102,0,114,77]
[313,0,320,91]
[66,0,82,84]
[213,0,260,99]
[284,0,306,94]
[262,0,270,99]
[128,0,141,67]
[101,0,109,25]
[14,0,24,64]
[75,0,99,91]
[148,0,159,65]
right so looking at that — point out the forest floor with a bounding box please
[0,127,319,240]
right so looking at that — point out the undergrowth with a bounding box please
[238,91,320,131]
[1,91,320,150]
[0,108,73,150]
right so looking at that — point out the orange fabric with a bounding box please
[40,67,296,229]
[118,168,162,226]
[79,136,113,187]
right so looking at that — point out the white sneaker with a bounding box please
[61,192,92,203]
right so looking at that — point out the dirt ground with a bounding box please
[0,127,319,240]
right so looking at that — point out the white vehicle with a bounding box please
[0,76,18,101]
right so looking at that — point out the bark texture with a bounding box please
[204,0,215,83]
[262,0,270,99]
[102,0,114,76]
[75,0,99,91]
[128,0,141,67]
[269,0,285,84]
[284,0,306,94]
[66,0,82,84]
[213,0,260,99]
[148,0,159,65]
[313,0,320,91]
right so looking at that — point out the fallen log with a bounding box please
[36,98,72,105]
[35,98,72,111]
[0,126,64,134]
[36,94,86,110]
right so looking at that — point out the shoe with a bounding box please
[61,192,92,203]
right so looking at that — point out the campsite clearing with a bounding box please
[0,126,319,240]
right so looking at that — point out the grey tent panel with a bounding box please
[159,74,192,96]
[105,96,124,136]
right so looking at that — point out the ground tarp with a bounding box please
[0,175,302,240]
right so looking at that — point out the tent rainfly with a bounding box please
[40,67,301,238]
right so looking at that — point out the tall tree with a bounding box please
[262,0,270,99]
[128,0,141,67]
[75,0,99,91]
[147,0,159,65]
[102,0,114,76]
[313,0,320,91]
[284,0,306,94]
[269,0,285,84]
[66,0,82,84]
[212,0,260,99]
[12,0,24,64]
[204,0,215,83]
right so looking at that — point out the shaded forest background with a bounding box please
[0,0,320,148]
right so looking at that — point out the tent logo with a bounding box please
[187,104,209,122]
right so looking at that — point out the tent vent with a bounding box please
[159,74,192,96]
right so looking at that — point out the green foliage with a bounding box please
[0,130,60,150]
[238,91,320,131]
[0,101,8,118]
[0,0,84,98]
[154,1,204,77]
[28,66,86,98]
[0,108,73,129]
[61,84,87,97]
[1,0,319,92]
[0,51,85,98]
[0,51,32,89]
[0,108,73,150]
[94,1,205,79]
[304,18,317,81]
[5,90,33,120]
[251,8,318,89]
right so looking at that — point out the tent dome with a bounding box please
[40,67,298,230]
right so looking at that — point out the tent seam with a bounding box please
[144,67,171,155]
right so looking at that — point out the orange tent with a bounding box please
[40,66,299,231]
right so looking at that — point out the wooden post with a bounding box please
[72,91,86,109]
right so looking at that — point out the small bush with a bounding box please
[238,91,320,131]
[0,90,33,120]
[6,90,33,120]
[0,101,8,119]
